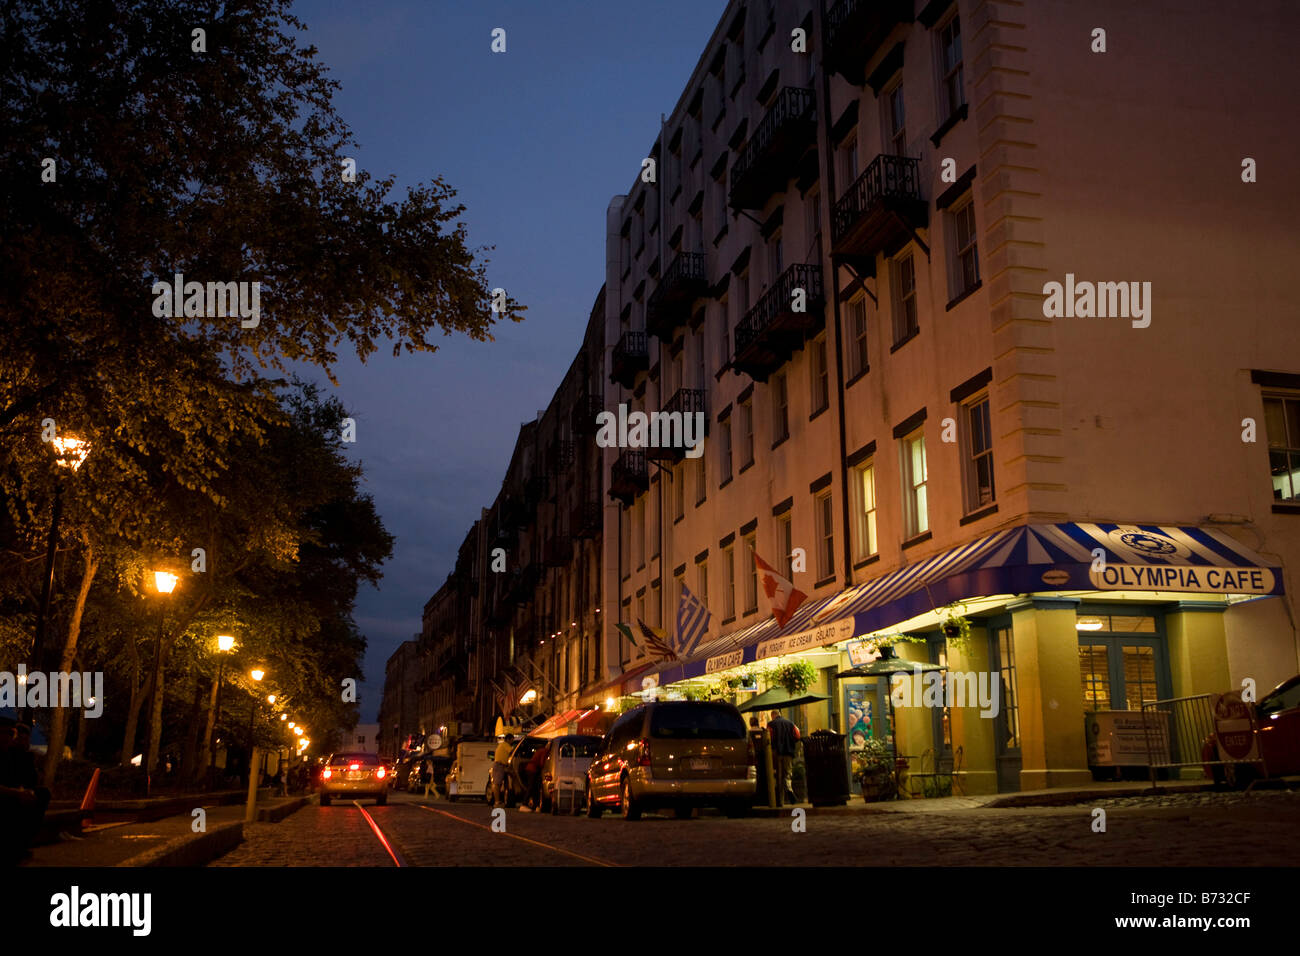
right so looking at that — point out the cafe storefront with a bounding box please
[612,523,1289,795]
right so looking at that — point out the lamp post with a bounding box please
[144,569,178,783]
[244,667,265,823]
[208,634,236,784]
[25,435,89,726]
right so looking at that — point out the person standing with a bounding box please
[491,736,514,807]
[766,709,801,806]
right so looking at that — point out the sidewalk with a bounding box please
[22,794,314,867]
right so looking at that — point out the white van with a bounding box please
[446,740,497,801]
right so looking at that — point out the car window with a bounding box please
[649,702,747,739]
[329,753,379,766]
[1260,679,1300,715]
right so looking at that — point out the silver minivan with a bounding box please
[585,701,756,820]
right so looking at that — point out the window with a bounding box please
[736,269,750,319]
[637,592,646,628]
[651,483,661,556]
[723,545,736,619]
[815,490,834,581]
[651,581,661,628]
[963,395,995,510]
[886,82,906,155]
[743,532,758,614]
[772,372,789,442]
[1264,394,1300,500]
[901,430,929,538]
[634,498,645,567]
[894,253,918,343]
[846,295,869,378]
[696,453,707,505]
[777,513,793,579]
[715,175,729,236]
[674,461,685,520]
[739,398,754,466]
[806,187,821,261]
[994,626,1020,749]
[950,198,980,298]
[851,461,878,562]
[718,296,730,366]
[1078,645,1111,709]
[938,15,965,118]
[697,559,709,608]
[620,508,630,570]
[768,231,783,286]
[695,329,707,389]
[838,135,859,187]
[810,335,829,413]
[720,417,733,483]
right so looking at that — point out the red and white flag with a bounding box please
[753,551,807,627]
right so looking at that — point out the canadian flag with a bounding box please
[753,551,807,627]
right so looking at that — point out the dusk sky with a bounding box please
[290,0,729,720]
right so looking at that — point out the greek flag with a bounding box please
[675,584,711,659]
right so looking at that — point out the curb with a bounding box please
[257,795,314,823]
[116,821,244,867]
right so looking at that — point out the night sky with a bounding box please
[289,0,729,720]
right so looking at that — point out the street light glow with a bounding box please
[293,726,303,736]
[267,694,276,704]
[153,571,178,594]
[250,668,265,681]
[519,689,537,704]
[280,714,287,721]
[217,634,235,652]
[51,435,90,471]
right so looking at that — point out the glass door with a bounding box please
[989,619,1021,793]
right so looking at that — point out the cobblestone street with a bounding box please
[208,790,1300,867]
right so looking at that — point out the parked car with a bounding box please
[446,740,497,802]
[320,752,387,806]
[1202,675,1300,784]
[538,734,603,814]
[505,735,550,807]
[586,701,755,820]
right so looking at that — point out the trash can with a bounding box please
[803,730,850,806]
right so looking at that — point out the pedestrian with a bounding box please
[766,709,801,807]
[419,758,432,797]
[0,718,50,862]
[491,736,514,807]
[749,715,759,730]
[522,739,551,811]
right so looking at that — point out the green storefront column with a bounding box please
[1010,599,1093,791]
[948,624,997,795]
[891,640,935,794]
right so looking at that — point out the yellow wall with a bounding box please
[948,625,997,795]
[1165,606,1230,698]
[1011,602,1093,790]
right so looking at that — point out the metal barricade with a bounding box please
[1141,693,1265,787]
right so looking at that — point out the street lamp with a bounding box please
[209,635,236,783]
[26,433,91,723]
[250,668,265,682]
[144,567,178,779]
[266,694,277,705]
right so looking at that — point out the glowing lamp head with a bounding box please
[605,697,616,709]
[280,714,287,721]
[51,435,90,471]
[519,689,537,705]
[250,668,265,682]
[153,571,179,594]
[217,634,235,652]
[267,694,277,704]
[293,726,303,736]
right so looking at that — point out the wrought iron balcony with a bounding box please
[610,330,649,389]
[646,387,708,462]
[729,87,817,210]
[831,154,927,273]
[825,0,914,85]
[509,563,542,606]
[570,500,601,539]
[551,440,575,474]
[609,450,649,506]
[645,252,708,341]
[732,263,825,382]
[571,395,603,435]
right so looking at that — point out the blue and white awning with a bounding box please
[630,523,1283,690]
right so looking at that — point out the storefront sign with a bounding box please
[1085,711,1170,766]
[846,639,881,667]
[705,650,744,674]
[1089,564,1274,594]
[756,617,854,661]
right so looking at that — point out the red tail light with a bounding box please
[323,768,332,779]
[349,763,359,771]
[377,767,387,779]
[636,739,652,767]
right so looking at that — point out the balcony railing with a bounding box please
[646,388,708,462]
[570,500,601,539]
[610,330,649,389]
[825,0,913,85]
[551,440,575,473]
[571,395,603,434]
[731,263,825,382]
[729,87,816,210]
[609,450,649,506]
[645,252,708,341]
[831,154,926,271]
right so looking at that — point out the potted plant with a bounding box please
[852,737,896,802]
[773,660,816,696]
[940,602,973,650]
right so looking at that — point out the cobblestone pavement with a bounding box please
[208,790,1300,866]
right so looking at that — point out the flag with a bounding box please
[753,550,807,627]
[675,584,711,659]
[614,622,639,647]
[636,618,678,662]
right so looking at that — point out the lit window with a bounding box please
[951,198,980,298]
[773,372,789,442]
[719,417,733,483]
[740,399,754,467]
[902,430,928,538]
[963,395,995,511]
[852,461,877,561]
[894,253,918,343]
[815,490,835,581]
[938,15,965,118]
[1264,394,1300,501]
[743,532,758,614]
[810,335,829,413]
[723,546,736,619]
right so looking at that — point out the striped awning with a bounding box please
[622,522,1283,690]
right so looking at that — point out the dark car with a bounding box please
[1203,675,1300,784]
[537,734,603,814]
[586,701,755,820]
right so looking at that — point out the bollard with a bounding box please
[244,745,260,823]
